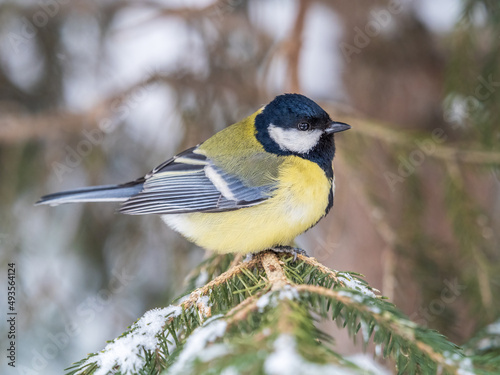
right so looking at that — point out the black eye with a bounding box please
[297,122,310,131]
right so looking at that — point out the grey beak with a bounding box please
[325,121,351,134]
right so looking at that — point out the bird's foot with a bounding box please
[270,246,309,261]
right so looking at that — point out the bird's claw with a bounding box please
[270,246,309,261]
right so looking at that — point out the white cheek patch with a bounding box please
[268,124,322,154]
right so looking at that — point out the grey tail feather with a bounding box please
[35,181,144,207]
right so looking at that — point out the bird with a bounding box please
[37,94,350,256]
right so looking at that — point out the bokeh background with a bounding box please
[1,0,499,373]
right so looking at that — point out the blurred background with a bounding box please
[1,0,499,373]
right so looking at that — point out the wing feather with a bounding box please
[119,147,276,215]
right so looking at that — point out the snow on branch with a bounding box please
[67,251,487,375]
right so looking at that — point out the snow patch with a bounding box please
[369,306,381,314]
[196,293,212,319]
[167,315,227,375]
[177,293,191,304]
[347,354,391,375]
[257,292,272,311]
[337,273,376,297]
[486,320,500,335]
[474,322,500,352]
[475,337,500,351]
[442,351,475,375]
[264,334,361,375]
[337,291,366,304]
[86,305,182,375]
[197,343,230,362]
[359,320,371,343]
[198,294,211,308]
[257,285,299,312]
[220,367,240,375]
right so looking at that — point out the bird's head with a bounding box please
[255,93,350,157]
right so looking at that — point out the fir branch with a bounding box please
[180,256,261,311]
[295,284,470,374]
[225,289,269,326]
[183,253,236,291]
[295,253,342,285]
[463,319,500,374]
[67,251,484,375]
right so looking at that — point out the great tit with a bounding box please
[37,94,350,254]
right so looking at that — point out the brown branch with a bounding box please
[114,0,229,31]
[226,290,267,327]
[228,253,244,269]
[0,112,96,142]
[260,251,288,290]
[284,0,312,93]
[226,253,296,333]
[220,252,292,326]
[276,299,296,334]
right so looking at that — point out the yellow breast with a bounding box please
[162,156,332,254]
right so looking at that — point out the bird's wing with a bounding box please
[119,147,278,215]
